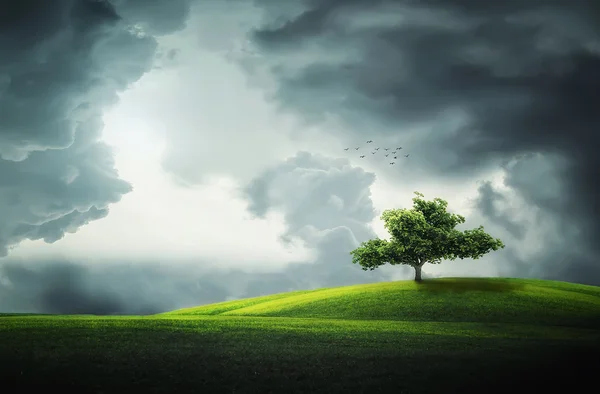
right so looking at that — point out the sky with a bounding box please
[1,0,599,314]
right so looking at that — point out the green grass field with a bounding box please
[1,277,599,393]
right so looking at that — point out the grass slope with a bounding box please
[165,277,600,328]
[1,277,599,393]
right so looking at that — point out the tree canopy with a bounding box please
[350,192,505,281]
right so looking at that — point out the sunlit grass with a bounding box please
[165,277,600,328]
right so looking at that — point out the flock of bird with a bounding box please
[344,140,409,165]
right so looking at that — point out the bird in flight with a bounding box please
[360,155,365,158]
[375,147,380,151]
[397,147,403,150]
[355,147,360,150]
[344,148,349,151]
[405,154,410,157]
[385,154,389,157]
[366,140,373,143]
[384,148,389,151]
[389,162,395,165]
[393,156,397,159]
[371,151,376,154]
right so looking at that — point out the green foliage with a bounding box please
[351,192,505,274]
[349,238,392,270]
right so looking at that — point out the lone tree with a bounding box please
[350,192,505,282]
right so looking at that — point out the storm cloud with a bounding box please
[0,258,229,315]
[0,0,191,255]
[242,0,600,283]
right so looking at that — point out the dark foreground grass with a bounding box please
[1,315,599,393]
[1,278,599,393]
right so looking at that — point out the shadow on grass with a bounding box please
[415,278,526,293]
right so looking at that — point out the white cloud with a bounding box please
[7,63,313,271]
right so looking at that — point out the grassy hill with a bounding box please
[164,277,600,328]
[1,277,599,393]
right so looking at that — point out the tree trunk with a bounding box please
[414,264,422,282]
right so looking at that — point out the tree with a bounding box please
[350,192,505,281]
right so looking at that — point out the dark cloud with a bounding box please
[0,0,191,255]
[0,259,229,314]
[473,154,600,286]
[0,250,396,315]
[245,0,600,283]
[112,0,192,35]
[474,181,526,240]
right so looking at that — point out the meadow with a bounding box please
[1,277,599,393]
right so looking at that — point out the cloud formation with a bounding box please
[244,0,600,283]
[0,0,191,255]
[472,153,600,285]
[244,152,376,240]
[3,0,599,315]
[0,152,399,314]
[242,151,401,291]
